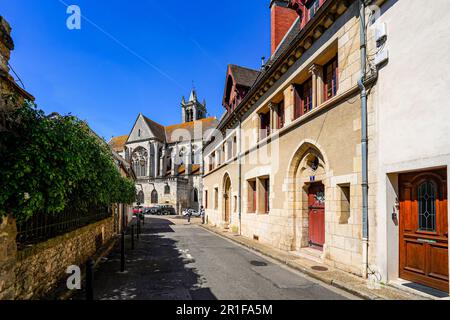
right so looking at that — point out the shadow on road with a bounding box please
[72,217,216,300]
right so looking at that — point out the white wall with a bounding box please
[373,0,450,288]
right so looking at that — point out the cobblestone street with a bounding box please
[73,216,356,300]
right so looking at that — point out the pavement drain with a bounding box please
[250,260,268,267]
[311,266,328,272]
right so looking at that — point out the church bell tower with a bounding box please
[181,88,207,123]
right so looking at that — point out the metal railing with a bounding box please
[16,206,112,248]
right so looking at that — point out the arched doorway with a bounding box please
[287,142,328,252]
[223,174,232,225]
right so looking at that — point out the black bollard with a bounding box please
[131,225,135,250]
[120,230,125,272]
[137,219,140,240]
[86,258,94,301]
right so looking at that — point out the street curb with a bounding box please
[199,224,418,300]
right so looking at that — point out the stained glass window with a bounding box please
[418,181,437,232]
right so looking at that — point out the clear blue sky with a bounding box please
[0,0,270,140]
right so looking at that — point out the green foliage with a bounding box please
[0,101,136,222]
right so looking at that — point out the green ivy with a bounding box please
[0,101,136,222]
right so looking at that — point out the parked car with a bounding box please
[182,209,201,217]
[158,205,176,216]
[146,207,160,215]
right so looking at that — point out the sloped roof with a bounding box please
[229,64,261,88]
[191,165,201,175]
[165,117,218,144]
[143,115,167,141]
[113,116,218,146]
[109,135,129,152]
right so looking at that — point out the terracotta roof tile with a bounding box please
[178,165,186,175]
[165,117,218,143]
[191,165,201,175]
[109,135,129,152]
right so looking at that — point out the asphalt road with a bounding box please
[74,216,357,300]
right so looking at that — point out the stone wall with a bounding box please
[13,217,114,300]
[0,16,13,74]
[0,215,17,300]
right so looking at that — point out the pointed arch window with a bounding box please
[151,190,159,204]
[132,147,148,177]
[193,188,199,203]
[137,191,144,204]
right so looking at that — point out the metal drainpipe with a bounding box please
[237,117,243,236]
[357,0,369,279]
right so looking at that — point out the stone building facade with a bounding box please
[204,0,368,277]
[203,0,450,294]
[110,92,218,213]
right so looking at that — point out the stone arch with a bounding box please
[131,146,148,177]
[222,172,232,225]
[287,140,330,251]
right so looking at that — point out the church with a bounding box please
[109,90,218,214]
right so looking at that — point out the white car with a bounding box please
[182,209,201,217]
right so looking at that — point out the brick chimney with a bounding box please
[0,16,14,74]
[270,0,298,55]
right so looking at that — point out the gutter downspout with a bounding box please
[357,0,369,279]
[237,117,243,236]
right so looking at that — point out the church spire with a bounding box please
[182,86,207,123]
[189,89,197,102]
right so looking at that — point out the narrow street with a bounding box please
[74,216,357,300]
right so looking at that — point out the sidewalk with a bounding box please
[200,224,427,300]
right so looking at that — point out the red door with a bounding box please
[399,169,448,292]
[308,183,325,250]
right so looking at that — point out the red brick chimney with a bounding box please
[270,0,298,55]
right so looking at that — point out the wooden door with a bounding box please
[224,178,231,224]
[308,183,325,250]
[399,169,448,292]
